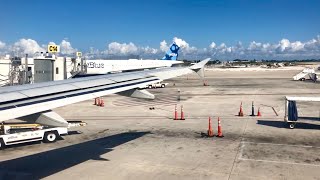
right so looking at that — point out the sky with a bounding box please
[0,0,320,60]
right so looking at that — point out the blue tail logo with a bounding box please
[161,43,180,60]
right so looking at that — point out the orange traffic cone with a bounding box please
[207,117,214,137]
[96,97,101,106]
[216,117,224,138]
[238,102,244,116]
[99,99,104,107]
[203,80,208,86]
[173,105,178,120]
[257,107,261,117]
[180,105,185,120]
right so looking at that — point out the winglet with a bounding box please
[189,58,210,78]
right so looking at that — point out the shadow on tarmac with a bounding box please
[0,131,150,179]
[299,116,320,121]
[257,120,320,130]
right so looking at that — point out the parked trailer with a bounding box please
[0,121,86,149]
[284,96,320,129]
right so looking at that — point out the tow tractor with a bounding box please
[0,121,86,149]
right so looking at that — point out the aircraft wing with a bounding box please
[0,58,210,126]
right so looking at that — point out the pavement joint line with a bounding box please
[238,157,320,167]
[241,141,320,149]
[238,143,245,159]
[228,110,250,180]
[228,88,261,180]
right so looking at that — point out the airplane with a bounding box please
[0,58,210,127]
[84,43,183,75]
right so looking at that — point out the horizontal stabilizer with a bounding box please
[118,89,155,100]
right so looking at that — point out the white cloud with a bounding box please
[290,41,304,51]
[277,39,290,52]
[66,35,320,60]
[160,40,168,52]
[219,43,226,48]
[173,37,189,48]
[172,37,197,54]
[203,36,320,60]
[107,42,138,55]
[209,42,216,49]
[42,40,76,55]
[13,38,45,55]
[0,41,5,49]
[59,40,77,55]
[273,39,305,54]
[140,46,158,54]
[1,36,320,60]
[0,39,77,57]
[248,41,262,50]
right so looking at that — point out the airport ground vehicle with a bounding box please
[147,82,168,89]
[293,68,317,81]
[284,96,320,129]
[0,121,86,149]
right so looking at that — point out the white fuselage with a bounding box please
[86,59,183,74]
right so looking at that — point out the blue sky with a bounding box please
[0,0,320,60]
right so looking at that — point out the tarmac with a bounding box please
[1,67,320,180]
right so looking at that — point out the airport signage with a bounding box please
[76,52,82,57]
[47,45,60,53]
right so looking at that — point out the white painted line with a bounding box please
[239,157,320,167]
[242,141,320,149]
[238,143,245,159]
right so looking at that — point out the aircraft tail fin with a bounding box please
[161,43,180,60]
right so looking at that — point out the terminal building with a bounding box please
[0,52,85,86]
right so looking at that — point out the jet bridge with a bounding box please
[284,96,320,128]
